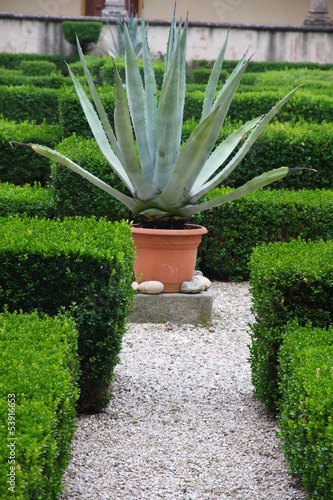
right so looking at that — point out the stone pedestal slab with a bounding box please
[128,291,213,326]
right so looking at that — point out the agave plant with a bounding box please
[104,14,144,58]
[12,9,313,225]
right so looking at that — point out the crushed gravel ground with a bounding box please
[61,281,307,499]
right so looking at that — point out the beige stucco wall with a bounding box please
[142,0,333,26]
[2,0,333,25]
[1,15,333,63]
[0,0,82,16]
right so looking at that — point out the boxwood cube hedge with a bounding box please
[248,238,333,411]
[278,321,333,499]
[197,188,333,281]
[0,216,135,412]
[0,311,79,498]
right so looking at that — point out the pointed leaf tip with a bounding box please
[9,141,33,150]
[289,167,318,173]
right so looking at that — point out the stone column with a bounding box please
[304,0,333,26]
[102,0,128,19]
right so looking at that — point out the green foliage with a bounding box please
[58,84,116,138]
[51,134,129,220]
[0,182,55,218]
[196,188,333,281]
[0,310,79,498]
[192,67,229,85]
[67,55,107,85]
[226,120,333,190]
[0,67,73,89]
[0,52,79,74]
[248,238,333,411]
[183,118,331,190]
[0,118,62,185]
[191,58,333,73]
[61,21,103,52]
[57,82,333,136]
[19,60,57,76]
[0,216,135,412]
[183,88,333,123]
[278,321,333,499]
[239,68,333,95]
[230,90,333,123]
[0,85,59,124]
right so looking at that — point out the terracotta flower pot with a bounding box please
[131,224,207,293]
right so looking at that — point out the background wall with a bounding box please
[142,0,333,26]
[1,13,333,64]
[0,0,83,16]
[2,0,333,26]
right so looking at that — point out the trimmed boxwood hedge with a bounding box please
[278,321,333,499]
[0,216,135,412]
[58,85,116,138]
[0,85,59,124]
[3,70,333,139]
[183,88,333,123]
[67,54,107,85]
[50,134,129,220]
[0,118,63,186]
[182,119,332,190]
[0,183,55,218]
[0,310,79,499]
[248,238,333,412]
[0,68,73,88]
[190,58,333,73]
[19,60,57,76]
[226,120,333,190]
[192,67,229,85]
[59,85,333,138]
[196,188,333,281]
[0,52,79,74]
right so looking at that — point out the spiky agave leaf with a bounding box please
[124,23,155,183]
[140,9,157,168]
[128,13,143,57]
[152,24,184,189]
[113,60,158,200]
[11,142,144,213]
[165,5,178,72]
[65,66,135,193]
[178,167,290,219]
[189,86,304,202]
[74,35,123,163]
[201,29,229,121]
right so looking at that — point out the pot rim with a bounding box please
[131,223,207,236]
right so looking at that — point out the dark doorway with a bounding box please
[85,0,106,16]
[125,0,139,16]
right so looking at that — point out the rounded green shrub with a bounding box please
[61,21,103,52]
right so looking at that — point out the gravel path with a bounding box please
[61,281,307,499]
